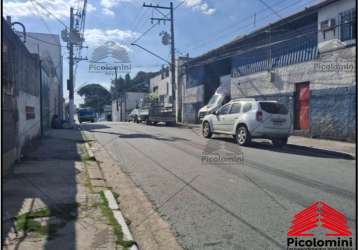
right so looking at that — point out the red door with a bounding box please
[295,83,310,130]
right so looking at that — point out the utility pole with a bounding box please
[169,2,176,114]
[68,7,75,127]
[65,5,88,127]
[142,2,176,113]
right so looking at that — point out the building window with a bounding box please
[340,9,356,41]
[26,106,35,120]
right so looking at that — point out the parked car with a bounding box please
[128,109,140,123]
[78,108,96,123]
[201,99,292,147]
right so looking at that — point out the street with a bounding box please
[81,122,356,250]
[3,0,357,249]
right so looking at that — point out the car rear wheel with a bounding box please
[236,126,251,146]
[272,137,288,147]
[202,122,212,138]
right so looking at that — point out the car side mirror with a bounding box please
[213,110,218,115]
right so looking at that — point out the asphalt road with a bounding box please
[82,122,356,250]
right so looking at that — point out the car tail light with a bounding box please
[256,111,263,122]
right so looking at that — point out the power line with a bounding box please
[185,0,315,53]
[29,0,61,46]
[132,8,151,34]
[258,0,283,18]
[130,0,185,45]
[31,0,68,28]
[181,0,290,50]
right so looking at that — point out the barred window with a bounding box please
[340,9,356,41]
[26,106,35,120]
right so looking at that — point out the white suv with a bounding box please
[201,99,292,147]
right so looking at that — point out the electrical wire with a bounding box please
[185,0,317,53]
[29,0,61,46]
[130,0,186,45]
[31,0,68,28]
[181,0,290,50]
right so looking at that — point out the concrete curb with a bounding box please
[84,142,95,159]
[287,144,356,160]
[104,189,138,250]
[176,122,201,129]
[177,123,355,159]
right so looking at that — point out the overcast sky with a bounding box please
[3,0,322,105]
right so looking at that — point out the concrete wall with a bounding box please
[182,85,204,123]
[2,19,42,174]
[17,92,41,151]
[231,46,356,141]
[25,32,63,120]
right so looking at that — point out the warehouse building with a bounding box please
[181,0,356,141]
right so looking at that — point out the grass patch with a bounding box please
[15,214,48,236]
[15,205,78,239]
[15,208,51,236]
[99,191,135,248]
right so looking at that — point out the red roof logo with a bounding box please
[288,201,352,236]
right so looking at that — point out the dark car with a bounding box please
[78,108,96,123]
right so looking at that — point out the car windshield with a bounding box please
[260,102,288,114]
[207,94,222,107]
[79,110,95,116]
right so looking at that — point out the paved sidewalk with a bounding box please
[288,136,355,159]
[178,122,355,159]
[2,129,117,250]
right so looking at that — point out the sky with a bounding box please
[3,0,323,105]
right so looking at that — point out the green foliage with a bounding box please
[110,71,157,100]
[148,92,159,103]
[99,191,135,248]
[15,208,51,236]
[77,84,111,113]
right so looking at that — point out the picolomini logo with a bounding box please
[287,201,353,250]
[88,41,131,75]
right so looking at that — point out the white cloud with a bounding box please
[100,0,133,16]
[84,28,139,50]
[181,0,216,15]
[102,8,115,16]
[3,0,96,20]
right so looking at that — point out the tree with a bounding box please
[110,71,157,99]
[77,84,111,113]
